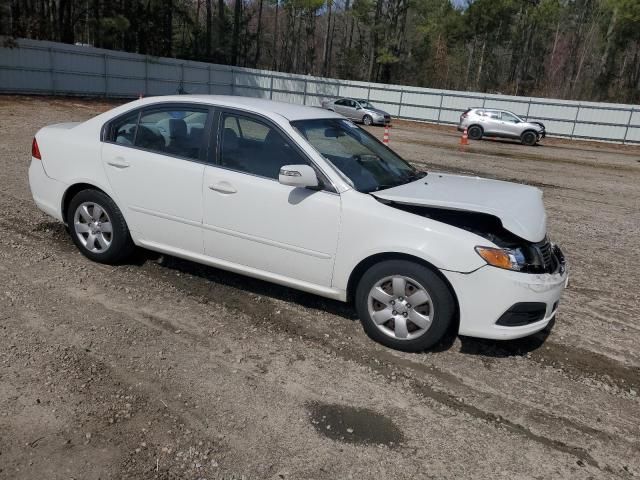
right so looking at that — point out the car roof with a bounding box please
[133,95,342,121]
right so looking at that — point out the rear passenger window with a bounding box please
[219,113,308,180]
[135,107,208,160]
[111,112,139,146]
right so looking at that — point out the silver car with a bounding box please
[321,98,391,126]
[458,108,545,146]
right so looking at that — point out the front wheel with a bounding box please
[363,115,373,126]
[521,131,538,146]
[66,189,135,264]
[355,260,455,352]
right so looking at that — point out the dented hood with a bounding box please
[372,173,547,242]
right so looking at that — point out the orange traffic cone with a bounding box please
[383,125,391,144]
[460,128,469,146]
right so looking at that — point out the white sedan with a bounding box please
[29,95,567,351]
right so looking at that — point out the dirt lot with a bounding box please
[1,95,639,480]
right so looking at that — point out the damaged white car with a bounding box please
[29,95,567,351]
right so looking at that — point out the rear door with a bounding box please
[333,99,348,116]
[343,99,359,120]
[483,110,502,135]
[101,103,212,253]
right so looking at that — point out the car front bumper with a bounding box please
[372,116,392,125]
[441,253,568,340]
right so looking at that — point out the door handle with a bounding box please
[107,157,130,169]
[208,182,237,194]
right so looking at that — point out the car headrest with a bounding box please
[264,129,286,149]
[189,126,204,142]
[222,128,239,151]
[169,118,188,138]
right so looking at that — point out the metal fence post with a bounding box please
[49,48,56,95]
[570,104,580,139]
[303,78,308,105]
[208,65,212,94]
[144,56,149,95]
[525,98,532,120]
[623,108,633,144]
[231,68,236,96]
[437,92,444,123]
[103,53,108,97]
[269,75,274,99]
[398,89,404,119]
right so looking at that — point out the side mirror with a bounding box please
[279,165,319,189]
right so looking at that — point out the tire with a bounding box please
[66,189,135,264]
[355,260,456,352]
[521,130,537,146]
[363,115,373,126]
[467,125,483,140]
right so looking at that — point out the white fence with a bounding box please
[1,37,639,143]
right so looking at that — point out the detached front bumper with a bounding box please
[442,250,568,340]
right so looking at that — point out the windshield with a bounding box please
[291,118,425,193]
[357,100,375,109]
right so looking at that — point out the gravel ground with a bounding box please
[1,95,639,480]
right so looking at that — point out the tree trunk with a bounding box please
[322,0,332,76]
[254,0,264,67]
[272,0,279,70]
[475,36,486,90]
[368,0,383,81]
[217,0,226,62]
[205,0,212,58]
[231,0,242,65]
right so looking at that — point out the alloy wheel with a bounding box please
[367,275,433,340]
[73,202,113,253]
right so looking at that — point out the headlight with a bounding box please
[475,246,526,271]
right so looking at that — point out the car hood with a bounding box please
[364,108,389,116]
[371,173,547,242]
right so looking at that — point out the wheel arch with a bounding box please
[347,252,459,307]
[61,183,111,224]
[346,252,460,336]
[521,129,538,138]
[467,123,483,133]
[520,129,539,145]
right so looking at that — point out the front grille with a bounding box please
[538,241,553,268]
[531,238,559,273]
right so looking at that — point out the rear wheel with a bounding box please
[521,130,538,146]
[363,115,373,126]
[467,125,483,140]
[355,260,455,352]
[66,189,135,264]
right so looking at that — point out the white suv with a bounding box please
[29,96,566,351]
[458,108,546,146]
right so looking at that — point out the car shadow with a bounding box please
[457,318,555,358]
[144,251,360,322]
[36,221,552,357]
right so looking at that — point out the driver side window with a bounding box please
[219,113,308,180]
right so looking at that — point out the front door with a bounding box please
[102,104,211,253]
[202,111,341,287]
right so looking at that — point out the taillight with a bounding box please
[32,138,41,160]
